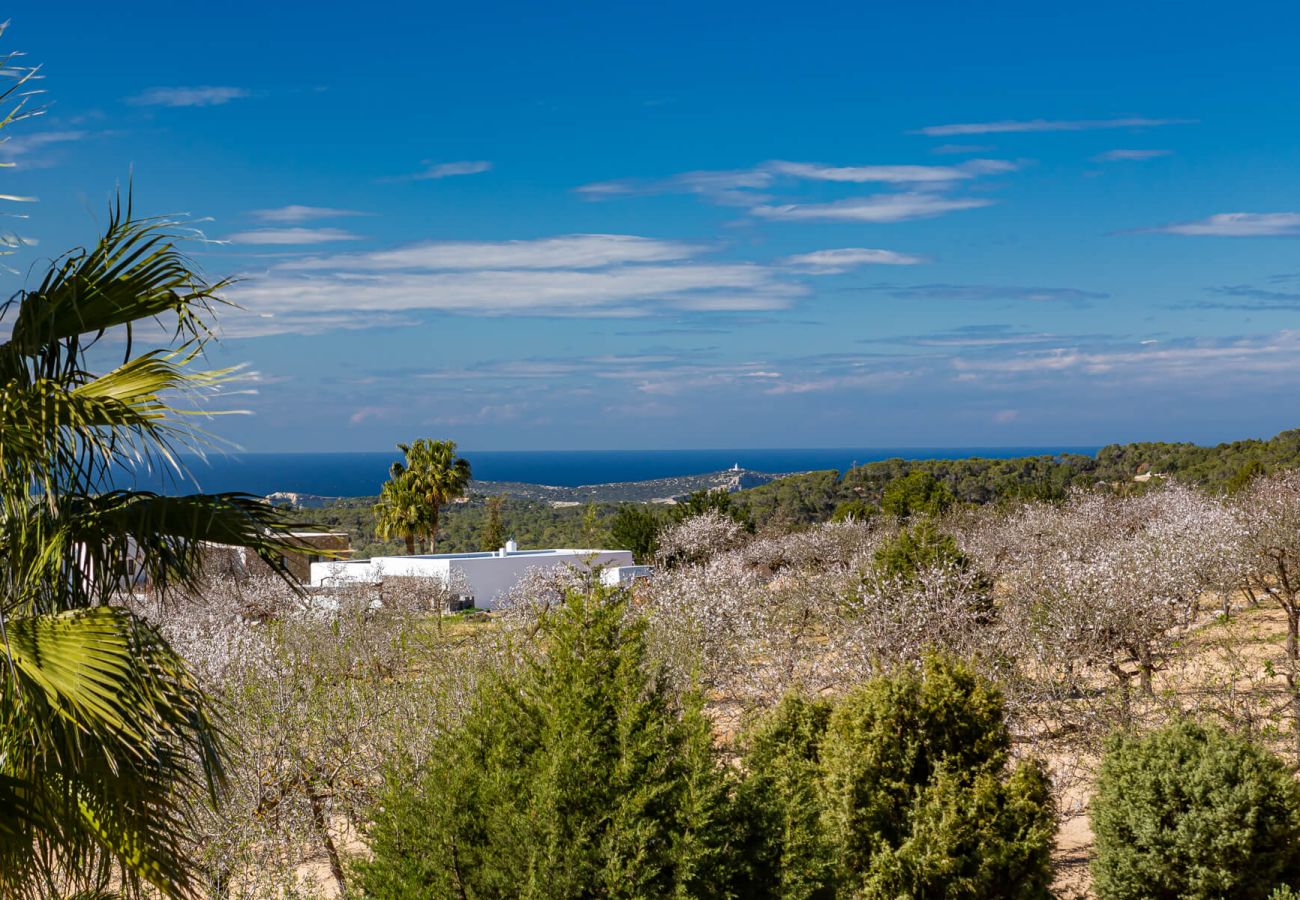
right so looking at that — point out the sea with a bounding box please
[115,447,1101,498]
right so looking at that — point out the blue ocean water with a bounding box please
[115,447,1101,497]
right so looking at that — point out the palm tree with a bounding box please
[0,203,311,900]
[375,439,471,554]
[374,473,422,554]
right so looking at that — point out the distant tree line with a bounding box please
[305,430,1300,559]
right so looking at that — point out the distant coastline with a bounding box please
[114,447,1101,497]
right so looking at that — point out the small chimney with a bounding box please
[505,539,518,554]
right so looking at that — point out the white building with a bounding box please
[309,540,635,610]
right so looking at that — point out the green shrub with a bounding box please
[355,585,737,898]
[733,695,837,899]
[879,471,956,520]
[737,657,1056,899]
[872,518,977,584]
[1091,720,1300,900]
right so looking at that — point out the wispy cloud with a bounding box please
[912,116,1194,137]
[1194,284,1300,311]
[232,233,807,329]
[0,130,89,168]
[383,160,492,182]
[930,144,994,155]
[1148,212,1300,237]
[127,86,250,107]
[577,158,1017,206]
[870,283,1106,306]
[1092,148,1171,162]
[279,234,701,271]
[226,227,362,245]
[765,159,1015,183]
[250,205,370,224]
[860,324,1097,349]
[951,332,1300,383]
[781,248,928,272]
[752,193,993,223]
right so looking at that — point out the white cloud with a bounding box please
[0,130,88,167]
[278,234,701,271]
[233,234,806,327]
[951,332,1300,381]
[912,117,1194,136]
[226,227,362,245]
[577,158,1017,206]
[766,159,1010,183]
[385,160,492,182]
[752,193,993,223]
[1150,213,1300,237]
[782,248,928,272]
[1092,149,1171,162]
[250,205,369,224]
[128,86,250,107]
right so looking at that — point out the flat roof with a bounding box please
[365,548,625,562]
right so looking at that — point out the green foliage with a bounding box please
[1227,458,1269,494]
[733,695,837,899]
[1091,720,1300,900]
[873,518,970,582]
[1271,888,1300,899]
[880,471,957,520]
[735,657,1055,899]
[610,503,662,564]
[374,438,471,553]
[735,431,1300,530]
[478,493,507,550]
[740,470,843,528]
[0,196,307,892]
[357,585,737,898]
[671,488,756,532]
[830,498,876,523]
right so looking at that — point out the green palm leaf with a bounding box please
[0,607,224,898]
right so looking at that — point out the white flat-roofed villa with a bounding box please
[309,540,637,610]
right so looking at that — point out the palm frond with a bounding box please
[0,607,223,898]
[2,490,316,614]
[1,200,227,362]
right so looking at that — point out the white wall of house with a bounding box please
[309,548,635,610]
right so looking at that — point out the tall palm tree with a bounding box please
[375,439,471,554]
[0,130,310,900]
[374,473,422,555]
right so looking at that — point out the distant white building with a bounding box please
[309,540,635,610]
[600,565,654,587]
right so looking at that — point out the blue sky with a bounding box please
[6,1,1300,451]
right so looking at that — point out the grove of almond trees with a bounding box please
[112,471,1300,897]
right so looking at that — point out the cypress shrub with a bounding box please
[1091,720,1300,900]
[355,585,738,898]
[737,656,1055,899]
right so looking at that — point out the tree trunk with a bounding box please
[404,534,415,555]
[306,783,348,898]
[1137,645,1155,696]
[1108,662,1134,725]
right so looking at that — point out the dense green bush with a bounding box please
[1091,720,1300,900]
[872,518,973,583]
[736,657,1056,899]
[359,590,1053,898]
[879,471,958,520]
[355,585,737,898]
